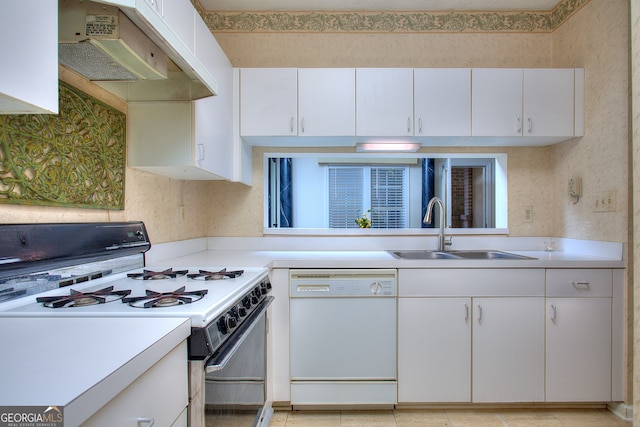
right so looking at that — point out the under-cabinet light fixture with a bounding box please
[355,142,421,152]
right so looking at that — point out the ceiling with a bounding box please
[199,0,564,12]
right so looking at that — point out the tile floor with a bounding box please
[269,408,631,427]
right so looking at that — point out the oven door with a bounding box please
[204,296,274,427]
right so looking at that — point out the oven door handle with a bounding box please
[205,296,274,373]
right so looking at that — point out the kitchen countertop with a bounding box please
[0,317,190,426]
[160,249,626,270]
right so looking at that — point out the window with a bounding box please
[328,165,408,228]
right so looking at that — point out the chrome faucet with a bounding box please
[423,197,452,251]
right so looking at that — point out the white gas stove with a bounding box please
[0,266,269,327]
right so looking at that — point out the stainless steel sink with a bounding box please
[388,250,463,260]
[388,250,536,260]
[450,250,536,260]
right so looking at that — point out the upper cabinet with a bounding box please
[0,0,58,114]
[414,68,471,136]
[240,68,298,136]
[356,68,414,137]
[472,68,580,139]
[238,67,584,146]
[298,68,355,137]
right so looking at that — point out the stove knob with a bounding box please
[251,295,259,305]
[217,317,228,335]
[259,285,267,295]
[265,281,272,291]
[237,305,247,318]
[242,296,252,309]
[226,315,237,329]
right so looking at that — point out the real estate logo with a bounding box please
[0,406,63,427]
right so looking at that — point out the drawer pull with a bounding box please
[550,304,557,322]
[477,304,482,322]
[464,303,469,321]
[571,281,590,289]
[138,418,155,427]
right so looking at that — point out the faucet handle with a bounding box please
[444,236,453,247]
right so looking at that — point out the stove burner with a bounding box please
[127,268,188,280]
[187,268,244,281]
[122,286,208,308]
[36,286,132,308]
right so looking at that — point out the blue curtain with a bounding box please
[279,158,293,228]
[421,158,435,228]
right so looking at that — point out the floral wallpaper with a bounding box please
[0,82,125,210]
[198,0,589,33]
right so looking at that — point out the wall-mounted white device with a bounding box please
[568,177,582,203]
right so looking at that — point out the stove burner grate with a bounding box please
[187,268,244,281]
[36,286,132,308]
[122,286,208,308]
[127,268,188,280]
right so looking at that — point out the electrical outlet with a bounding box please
[593,191,616,212]
[522,206,533,223]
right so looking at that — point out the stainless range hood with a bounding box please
[58,0,215,101]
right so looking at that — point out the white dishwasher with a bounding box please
[289,269,397,406]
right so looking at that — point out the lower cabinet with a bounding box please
[83,343,188,427]
[545,269,613,402]
[472,297,544,402]
[398,269,545,404]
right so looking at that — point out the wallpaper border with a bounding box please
[197,0,589,33]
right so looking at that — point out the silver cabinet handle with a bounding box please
[516,117,522,134]
[138,418,155,427]
[407,117,411,133]
[301,117,305,133]
[290,116,294,133]
[550,304,557,322]
[197,143,205,161]
[571,281,590,289]
[464,303,469,321]
[477,304,482,322]
[527,117,533,133]
[418,117,423,134]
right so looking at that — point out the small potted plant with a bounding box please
[355,210,372,228]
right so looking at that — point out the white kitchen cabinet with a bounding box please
[398,269,545,403]
[240,68,298,136]
[545,269,612,402]
[472,297,545,402]
[0,0,58,114]
[83,343,188,427]
[356,68,414,136]
[472,68,577,139]
[398,297,471,402]
[298,68,355,136]
[414,68,471,136]
[128,98,233,180]
[161,0,195,54]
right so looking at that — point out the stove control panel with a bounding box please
[189,277,272,360]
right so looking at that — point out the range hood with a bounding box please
[58,0,216,101]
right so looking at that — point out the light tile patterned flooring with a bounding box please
[269,408,631,427]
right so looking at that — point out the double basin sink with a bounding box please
[388,250,536,260]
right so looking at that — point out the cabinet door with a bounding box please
[240,68,298,136]
[471,69,523,137]
[298,68,355,136]
[472,297,544,402]
[356,68,414,136]
[0,0,58,114]
[523,69,575,137]
[546,298,611,401]
[398,298,471,402]
[193,28,234,180]
[414,69,471,136]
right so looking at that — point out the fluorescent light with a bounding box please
[356,142,421,152]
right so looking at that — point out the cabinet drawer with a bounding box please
[399,269,544,297]
[546,269,612,297]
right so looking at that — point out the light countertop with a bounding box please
[0,317,190,426]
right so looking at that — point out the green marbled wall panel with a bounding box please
[0,82,125,210]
